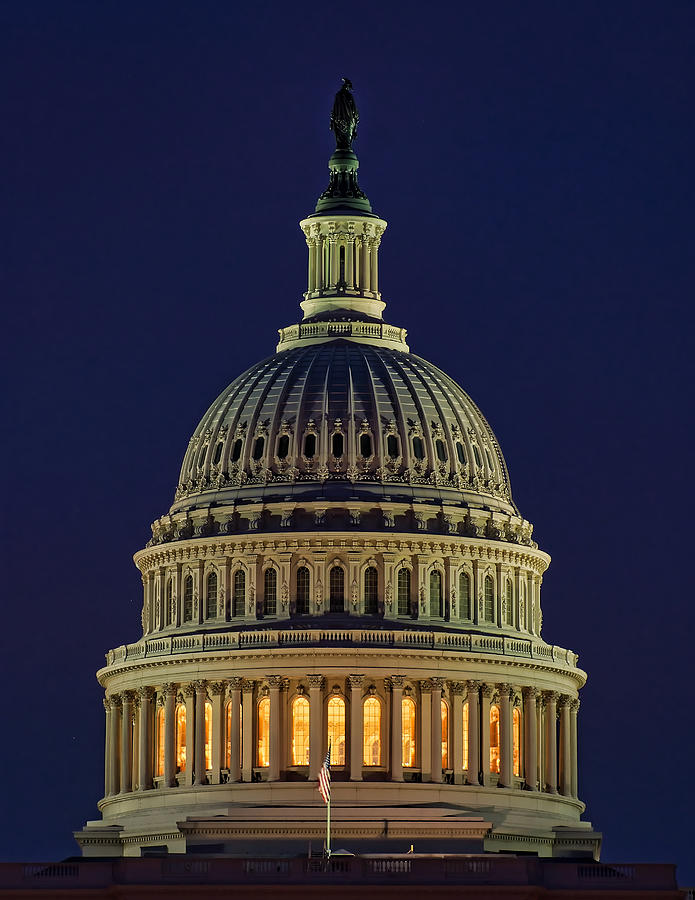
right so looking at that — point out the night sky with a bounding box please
[2,0,693,882]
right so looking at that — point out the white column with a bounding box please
[349,675,364,781]
[451,682,465,785]
[163,683,177,787]
[132,696,140,791]
[184,684,196,786]
[315,230,324,291]
[360,232,371,292]
[570,699,579,799]
[210,682,226,785]
[559,695,572,797]
[389,676,404,782]
[345,234,355,290]
[544,691,558,793]
[466,681,480,786]
[328,234,338,289]
[119,692,133,794]
[228,678,242,782]
[419,680,432,781]
[193,681,207,786]
[498,684,512,788]
[522,687,538,790]
[370,235,380,295]
[308,675,324,780]
[137,686,154,791]
[430,678,444,783]
[241,681,254,782]
[103,699,111,798]
[480,684,492,786]
[268,676,282,782]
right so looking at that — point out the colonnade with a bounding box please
[302,221,384,299]
[103,678,579,803]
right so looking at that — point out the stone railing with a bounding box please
[277,319,408,349]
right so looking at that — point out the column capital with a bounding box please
[121,690,135,705]
[449,681,466,695]
[183,683,197,698]
[522,686,539,701]
[241,678,256,693]
[481,683,494,699]
[162,683,178,699]
[466,680,481,693]
[419,679,433,693]
[267,675,283,689]
[137,686,155,701]
[388,675,406,690]
[103,697,110,712]
[228,677,243,691]
[307,674,325,689]
[348,674,364,690]
[497,683,512,698]
[570,698,580,712]
[192,679,208,695]
[108,694,122,709]
[543,690,560,703]
[557,693,572,709]
[430,677,446,692]
[209,681,227,696]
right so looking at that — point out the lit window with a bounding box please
[397,568,410,616]
[204,701,212,770]
[490,705,500,774]
[364,566,378,615]
[206,571,217,620]
[156,706,165,776]
[175,704,186,772]
[233,569,245,617]
[459,572,471,619]
[483,575,494,622]
[257,697,270,767]
[327,696,346,765]
[363,696,381,766]
[402,697,416,767]
[264,568,277,616]
[462,701,469,770]
[513,707,521,777]
[291,696,310,765]
[505,579,514,625]
[430,570,443,618]
[329,566,344,612]
[441,700,449,769]
[183,575,193,623]
[296,566,310,615]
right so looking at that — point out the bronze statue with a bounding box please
[330,78,359,151]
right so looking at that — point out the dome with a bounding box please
[173,341,515,518]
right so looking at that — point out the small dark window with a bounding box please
[231,439,243,462]
[183,575,194,623]
[205,571,217,619]
[166,578,173,625]
[429,570,443,618]
[387,435,399,459]
[486,449,494,470]
[359,433,372,457]
[364,566,378,615]
[473,445,482,467]
[329,566,344,612]
[304,433,316,458]
[233,570,245,617]
[197,444,208,468]
[277,434,290,459]
[456,442,466,465]
[296,566,310,615]
[263,568,277,616]
[332,433,344,458]
[459,572,471,619]
[435,439,447,462]
[413,437,425,460]
[252,436,265,461]
[397,568,410,616]
[212,441,224,465]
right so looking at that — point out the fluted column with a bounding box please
[558,695,572,797]
[163,684,177,787]
[544,691,558,793]
[228,677,242,782]
[370,235,380,294]
[480,684,492,786]
[328,233,338,289]
[119,692,133,794]
[349,675,364,781]
[522,687,538,790]
[103,699,111,798]
[430,678,444,783]
[183,684,196,786]
[132,695,140,790]
[268,676,282,782]
[389,676,405,782]
[419,680,432,781]
[210,682,226,785]
[537,692,545,791]
[466,681,480,785]
[570,699,579,799]
[137,687,154,791]
[193,681,207,785]
[498,684,512,788]
[241,680,254,782]
[451,682,465,785]
[308,675,324,780]
[360,231,371,292]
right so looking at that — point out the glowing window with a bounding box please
[304,433,316,458]
[490,705,500,774]
[505,579,514,625]
[175,704,186,772]
[204,701,212,770]
[359,433,372,457]
[364,566,378,615]
[441,700,449,769]
[332,432,344,458]
[483,575,494,622]
[257,697,270,767]
[513,707,521,777]
[231,438,243,462]
[462,701,469,770]
[387,434,399,458]
[296,566,310,615]
[402,697,416,767]
[212,441,223,465]
[233,569,245,617]
[329,566,344,612]
[206,571,217,620]
[397,568,410,616]
[156,706,165,777]
[435,439,447,462]
[327,696,346,765]
[291,696,310,765]
[166,578,173,625]
[459,572,471,619]
[430,570,443,618]
[183,575,193,622]
[277,434,290,459]
[252,436,265,460]
[264,568,277,616]
[363,697,381,766]
[412,436,425,460]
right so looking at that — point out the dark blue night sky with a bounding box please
[2,0,693,883]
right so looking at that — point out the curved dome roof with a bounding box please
[171,340,516,516]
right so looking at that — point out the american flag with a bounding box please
[318,744,331,804]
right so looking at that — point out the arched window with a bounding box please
[263,568,277,617]
[257,696,270,767]
[233,569,245,617]
[441,700,449,769]
[296,566,310,615]
[459,571,471,619]
[397,567,410,617]
[364,566,378,615]
[277,434,290,459]
[204,701,213,770]
[331,432,344,458]
[483,574,494,622]
[156,706,165,777]
[165,578,173,625]
[327,696,346,765]
[206,571,217,620]
[513,707,521,777]
[363,697,381,766]
[359,433,372,458]
[183,575,193,623]
[462,701,469,771]
[505,579,514,625]
[175,703,186,772]
[329,566,344,612]
[490,705,500,774]
[430,570,443,618]
[291,696,310,765]
[412,436,425,460]
[402,697,416,768]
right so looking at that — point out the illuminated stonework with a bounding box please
[75,92,601,861]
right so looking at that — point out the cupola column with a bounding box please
[558,695,572,797]
[361,231,371,292]
[544,691,558,793]
[430,678,444,783]
[163,684,177,787]
[522,687,538,790]
[268,676,282,782]
[480,684,493,786]
[137,687,154,791]
[241,681,254,782]
[228,678,242,782]
[570,699,579,799]
[348,675,364,781]
[209,682,226,785]
[466,681,481,786]
[308,675,325,781]
[119,692,133,794]
[193,681,207,786]
[451,682,465,785]
[183,684,196,786]
[108,694,121,796]
[419,680,432,781]
[370,234,380,295]
[389,676,404,782]
[498,684,512,788]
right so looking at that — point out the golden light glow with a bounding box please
[513,707,521,776]
[462,701,469,770]
[156,706,165,776]
[291,696,310,765]
[175,703,186,772]
[327,696,346,765]
[204,701,212,771]
[257,696,270,767]
[490,704,500,773]
[441,700,449,769]
[402,697,416,767]
[363,696,381,766]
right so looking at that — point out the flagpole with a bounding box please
[326,793,331,858]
